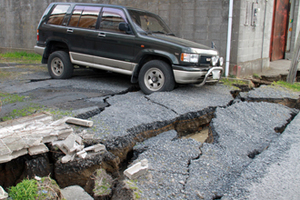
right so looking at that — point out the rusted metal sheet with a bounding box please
[270,0,289,61]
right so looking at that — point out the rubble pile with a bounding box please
[0,112,105,164]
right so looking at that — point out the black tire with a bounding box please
[48,51,73,79]
[138,60,175,94]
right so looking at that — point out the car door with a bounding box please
[94,7,136,73]
[66,5,102,64]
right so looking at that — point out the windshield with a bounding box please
[128,9,173,35]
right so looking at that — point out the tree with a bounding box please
[287,31,300,83]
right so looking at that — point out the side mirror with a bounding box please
[119,22,131,34]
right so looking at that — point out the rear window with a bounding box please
[68,6,102,29]
[47,5,70,25]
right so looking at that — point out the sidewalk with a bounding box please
[258,59,300,81]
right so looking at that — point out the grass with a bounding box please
[8,179,38,200]
[220,78,249,89]
[273,80,300,92]
[126,180,142,199]
[0,51,42,63]
[1,103,43,121]
[8,177,64,200]
[0,93,26,105]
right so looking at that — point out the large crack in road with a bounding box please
[1,65,300,199]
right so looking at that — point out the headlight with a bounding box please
[181,53,199,63]
[219,57,224,66]
[211,56,219,66]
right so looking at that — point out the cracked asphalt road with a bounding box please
[1,64,300,200]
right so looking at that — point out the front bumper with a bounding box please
[173,65,223,86]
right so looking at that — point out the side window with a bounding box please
[68,6,84,27]
[78,7,102,29]
[68,6,101,29]
[47,4,70,25]
[100,8,127,33]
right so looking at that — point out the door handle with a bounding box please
[67,29,74,33]
[98,32,106,37]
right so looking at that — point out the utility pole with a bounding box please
[287,31,300,83]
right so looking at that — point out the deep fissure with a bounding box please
[1,86,299,198]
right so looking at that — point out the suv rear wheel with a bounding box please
[48,51,73,79]
[138,60,175,94]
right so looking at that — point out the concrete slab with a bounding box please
[124,159,148,179]
[28,144,49,155]
[0,186,8,200]
[61,185,93,200]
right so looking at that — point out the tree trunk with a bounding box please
[287,31,300,83]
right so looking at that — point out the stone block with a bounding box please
[69,143,84,153]
[28,144,49,156]
[61,153,76,163]
[0,140,11,156]
[77,150,87,159]
[62,133,76,153]
[57,128,73,140]
[82,134,94,140]
[0,186,8,200]
[0,154,12,164]
[124,159,149,180]
[52,140,69,155]
[42,135,58,143]
[84,144,106,152]
[11,149,28,159]
[66,117,93,127]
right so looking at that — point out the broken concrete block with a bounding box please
[66,117,93,127]
[62,133,76,152]
[77,150,87,159]
[11,149,28,159]
[50,116,70,126]
[0,186,8,200]
[75,134,83,145]
[61,153,76,163]
[0,154,12,164]
[22,136,43,148]
[52,140,69,154]
[57,128,73,140]
[28,144,49,155]
[84,144,106,152]
[69,143,84,153]
[124,159,149,180]
[42,135,58,143]
[2,136,27,152]
[0,140,12,156]
[82,134,94,140]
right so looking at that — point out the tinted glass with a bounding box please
[78,6,101,29]
[128,9,172,35]
[48,4,70,25]
[68,6,84,27]
[100,8,127,33]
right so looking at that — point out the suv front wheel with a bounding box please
[48,51,73,79]
[138,60,175,94]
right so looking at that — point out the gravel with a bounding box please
[131,130,201,200]
[129,102,298,200]
[222,112,300,200]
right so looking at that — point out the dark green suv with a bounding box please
[34,3,223,94]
